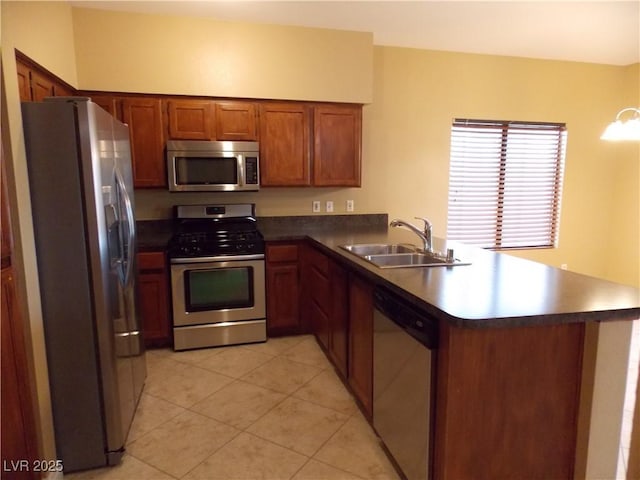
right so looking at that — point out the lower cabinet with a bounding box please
[327,261,349,378]
[300,243,330,348]
[299,243,369,398]
[265,242,302,336]
[137,251,171,348]
[347,273,374,418]
[434,321,584,479]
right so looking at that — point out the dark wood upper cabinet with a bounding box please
[90,95,119,117]
[122,97,166,188]
[313,104,362,187]
[16,61,32,102]
[259,102,311,186]
[167,99,214,140]
[166,99,257,141]
[16,53,76,103]
[215,101,258,141]
[30,70,56,101]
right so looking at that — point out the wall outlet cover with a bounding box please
[346,199,354,212]
[312,201,321,213]
[326,201,334,213]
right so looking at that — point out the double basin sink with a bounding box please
[340,244,470,269]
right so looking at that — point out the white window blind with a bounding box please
[447,119,567,249]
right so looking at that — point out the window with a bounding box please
[447,119,567,249]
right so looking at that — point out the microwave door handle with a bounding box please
[237,154,245,187]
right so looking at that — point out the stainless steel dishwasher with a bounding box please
[373,287,438,480]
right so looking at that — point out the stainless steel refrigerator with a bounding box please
[21,97,146,472]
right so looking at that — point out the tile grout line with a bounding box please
[127,336,389,480]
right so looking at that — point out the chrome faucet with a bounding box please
[390,217,433,253]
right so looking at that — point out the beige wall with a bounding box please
[2,2,638,476]
[370,46,639,288]
[72,7,373,103]
[1,0,79,462]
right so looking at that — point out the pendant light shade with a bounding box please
[601,107,640,141]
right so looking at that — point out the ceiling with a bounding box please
[69,1,640,66]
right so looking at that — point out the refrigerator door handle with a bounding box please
[115,169,135,287]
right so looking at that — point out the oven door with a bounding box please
[170,255,266,327]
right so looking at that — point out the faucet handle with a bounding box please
[413,217,432,232]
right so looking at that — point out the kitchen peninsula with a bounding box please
[139,214,639,479]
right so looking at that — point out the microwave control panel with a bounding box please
[245,157,259,185]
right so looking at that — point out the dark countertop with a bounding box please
[259,220,640,329]
[137,215,640,329]
[137,219,174,250]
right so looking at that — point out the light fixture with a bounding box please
[601,107,640,141]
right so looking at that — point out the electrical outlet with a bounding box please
[326,201,334,213]
[346,199,354,212]
[560,263,568,270]
[312,201,321,213]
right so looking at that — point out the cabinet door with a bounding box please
[259,103,311,186]
[329,260,348,378]
[54,82,75,97]
[30,70,56,101]
[313,104,362,187]
[88,94,119,117]
[1,146,12,267]
[266,244,301,336]
[266,264,300,333]
[1,267,39,480]
[137,252,171,348]
[16,62,32,101]
[122,97,165,188]
[167,99,214,140]
[215,102,258,141]
[348,273,373,418]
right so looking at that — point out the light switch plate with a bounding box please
[312,201,321,213]
[326,201,334,213]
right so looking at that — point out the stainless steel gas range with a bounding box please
[168,204,266,350]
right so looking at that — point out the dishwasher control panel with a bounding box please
[373,288,438,349]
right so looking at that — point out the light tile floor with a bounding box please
[65,335,399,480]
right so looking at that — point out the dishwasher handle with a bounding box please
[374,288,438,349]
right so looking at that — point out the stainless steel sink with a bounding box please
[340,244,470,268]
[341,243,417,256]
[365,253,448,268]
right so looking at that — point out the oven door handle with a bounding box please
[170,254,265,264]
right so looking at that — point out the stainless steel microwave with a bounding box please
[167,140,260,192]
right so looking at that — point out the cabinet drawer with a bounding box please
[137,251,166,271]
[267,244,299,263]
